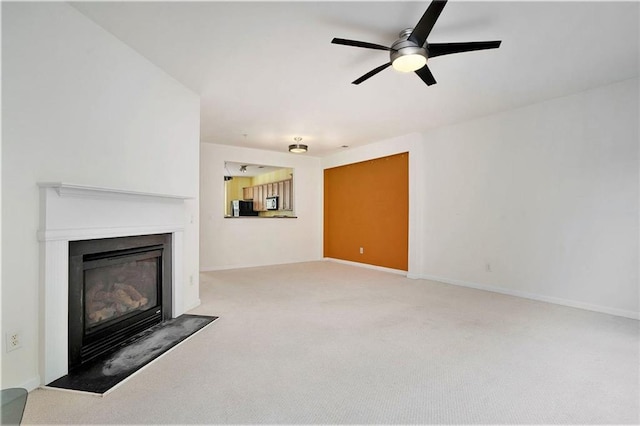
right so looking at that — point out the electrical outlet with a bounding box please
[6,331,21,352]
[485,262,492,272]
[359,247,364,254]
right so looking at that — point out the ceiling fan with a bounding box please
[331,0,501,86]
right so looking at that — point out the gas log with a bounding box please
[86,282,150,324]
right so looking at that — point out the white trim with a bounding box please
[171,231,185,318]
[201,258,408,276]
[420,273,640,320]
[200,259,638,320]
[37,182,192,202]
[38,225,185,242]
[38,183,190,384]
[20,376,42,392]
[200,259,319,272]
[323,257,407,276]
[184,299,202,312]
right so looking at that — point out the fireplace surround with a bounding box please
[38,183,191,384]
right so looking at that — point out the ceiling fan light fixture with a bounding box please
[392,53,427,72]
[289,137,308,153]
[332,1,501,86]
[390,38,428,73]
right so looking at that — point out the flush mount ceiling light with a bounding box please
[289,137,308,154]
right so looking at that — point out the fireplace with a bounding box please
[38,182,194,385]
[68,234,172,369]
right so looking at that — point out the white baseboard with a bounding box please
[200,260,638,320]
[21,375,42,392]
[200,259,320,272]
[323,258,407,276]
[184,299,201,312]
[420,273,639,320]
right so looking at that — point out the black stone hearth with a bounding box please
[47,314,217,394]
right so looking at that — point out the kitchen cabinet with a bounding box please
[277,181,284,201]
[242,187,253,200]
[261,184,268,209]
[245,178,293,212]
[282,179,292,210]
[253,185,263,211]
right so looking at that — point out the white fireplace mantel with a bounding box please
[38,182,192,384]
[39,182,192,200]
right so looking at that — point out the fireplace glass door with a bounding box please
[68,234,172,370]
[84,251,160,331]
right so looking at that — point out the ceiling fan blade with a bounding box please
[352,62,392,85]
[415,65,437,86]
[331,38,391,51]
[428,41,502,58]
[409,0,448,47]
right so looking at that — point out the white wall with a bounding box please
[200,144,322,270]
[1,2,200,389]
[418,78,638,318]
[322,79,638,319]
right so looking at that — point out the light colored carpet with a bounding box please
[22,261,640,424]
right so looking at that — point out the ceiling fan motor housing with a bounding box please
[390,28,428,71]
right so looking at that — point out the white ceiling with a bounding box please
[224,161,285,177]
[70,1,639,157]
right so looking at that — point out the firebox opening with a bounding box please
[68,234,172,371]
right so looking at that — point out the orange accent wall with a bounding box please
[324,152,409,271]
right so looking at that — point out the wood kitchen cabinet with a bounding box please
[245,178,293,212]
[253,185,263,211]
[242,186,253,200]
[282,179,292,210]
[277,181,284,201]
[263,185,268,210]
